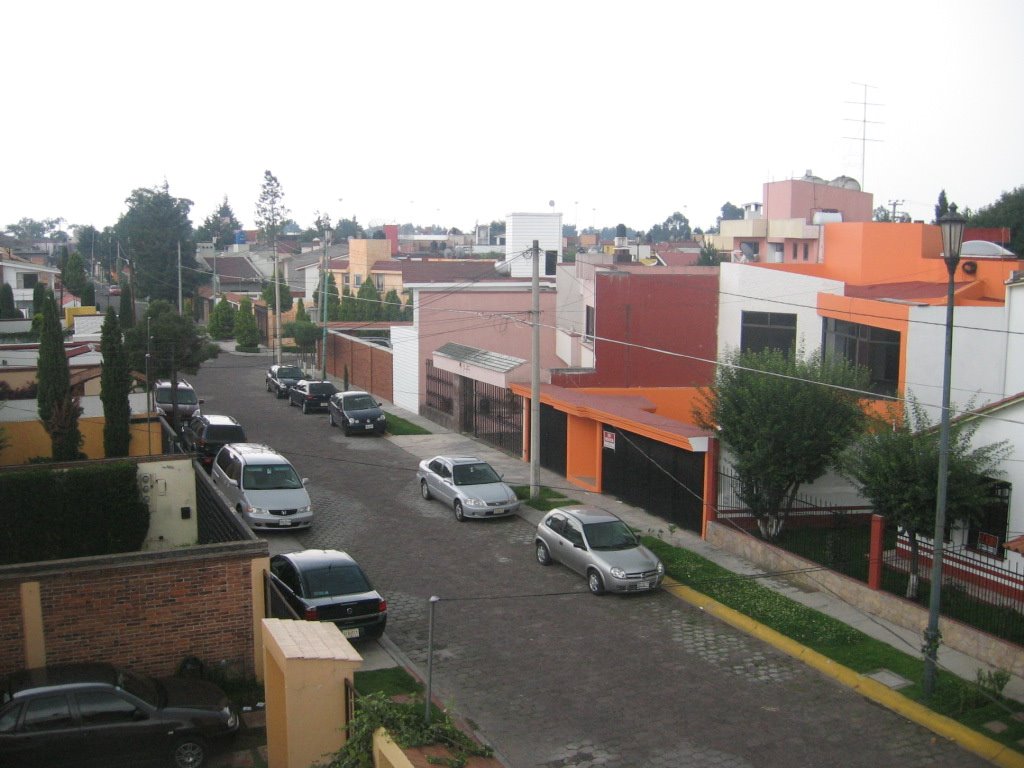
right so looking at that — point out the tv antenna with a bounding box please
[844,82,883,190]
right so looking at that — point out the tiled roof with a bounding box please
[213,256,262,279]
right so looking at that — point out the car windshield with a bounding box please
[583,520,639,551]
[308,383,337,395]
[452,462,501,486]
[118,669,160,708]
[242,464,303,490]
[155,388,197,405]
[303,564,371,598]
[343,394,377,410]
[277,367,304,379]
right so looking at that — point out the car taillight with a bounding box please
[378,600,387,613]
[304,607,318,620]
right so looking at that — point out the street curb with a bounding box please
[662,578,1024,768]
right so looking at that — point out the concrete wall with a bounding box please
[706,521,1023,677]
[504,212,562,278]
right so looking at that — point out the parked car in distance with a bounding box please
[288,380,338,414]
[152,379,203,423]
[265,364,308,398]
[211,443,312,530]
[535,506,664,595]
[328,390,387,435]
[0,661,238,768]
[268,549,387,641]
[417,455,520,521]
[181,414,247,471]
[108,284,122,296]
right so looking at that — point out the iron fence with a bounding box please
[469,380,523,456]
[425,360,454,416]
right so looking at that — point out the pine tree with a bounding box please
[234,297,259,350]
[355,280,382,321]
[382,289,403,321]
[294,298,308,324]
[207,298,236,340]
[118,281,135,328]
[100,307,132,457]
[32,283,47,316]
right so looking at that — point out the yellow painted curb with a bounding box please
[662,577,1024,768]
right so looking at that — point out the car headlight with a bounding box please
[376,414,386,422]
[249,506,270,516]
[298,505,311,514]
[223,706,238,729]
[656,561,665,575]
[610,567,626,579]
[462,497,484,506]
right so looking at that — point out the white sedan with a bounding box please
[417,455,521,521]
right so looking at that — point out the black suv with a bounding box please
[181,414,247,471]
[266,364,307,398]
[0,662,238,768]
[288,380,338,414]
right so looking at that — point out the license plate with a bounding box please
[636,581,650,590]
[364,424,373,430]
[341,628,359,639]
[278,520,292,527]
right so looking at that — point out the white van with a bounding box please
[211,443,313,530]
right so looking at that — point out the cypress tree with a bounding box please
[234,296,259,350]
[0,283,19,318]
[100,307,132,457]
[36,291,68,427]
[32,282,46,315]
[118,282,135,328]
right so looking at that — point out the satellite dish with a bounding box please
[549,200,555,208]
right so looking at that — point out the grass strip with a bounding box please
[384,413,431,435]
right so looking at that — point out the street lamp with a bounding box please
[922,209,966,697]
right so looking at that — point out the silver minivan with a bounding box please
[211,443,313,530]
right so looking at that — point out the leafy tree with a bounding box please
[195,196,243,250]
[695,347,871,541]
[32,283,47,316]
[382,289,403,321]
[5,217,65,241]
[696,241,721,266]
[261,267,293,312]
[873,206,893,222]
[124,300,217,380]
[290,320,319,355]
[934,189,951,223]
[647,212,692,243]
[840,398,1009,599]
[354,279,382,321]
[207,298,236,339]
[36,290,68,428]
[968,185,1024,255]
[316,274,341,321]
[61,252,89,296]
[100,307,132,457]
[80,282,96,307]
[36,290,83,460]
[0,283,19,318]
[234,296,259,350]
[255,170,288,248]
[114,183,198,302]
[720,202,744,221]
[118,280,135,328]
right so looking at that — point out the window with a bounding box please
[76,691,138,725]
[740,311,797,355]
[375,275,384,291]
[823,319,900,397]
[354,275,362,287]
[20,273,39,289]
[967,481,1011,558]
[584,305,595,344]
[343,274,350,287]
[23,695,73,731]
[791,243,798,261]
[803,242,810,261]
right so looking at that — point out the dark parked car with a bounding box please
[0,662,238,768]
[181,414,247,471]
[328,390,387,435]
[269,549,387,641]
[265,364,307,399]
[288,380,338,413]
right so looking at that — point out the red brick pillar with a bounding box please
[868,513,885,590]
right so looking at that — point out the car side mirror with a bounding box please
[226,477,238,487]
[302,477,310,486]
[574,541,587,550]
[198,398,205,404]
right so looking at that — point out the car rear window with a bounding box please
[155,388,197,405]
[303,565,371,597]
[308,383,337,395]
[278,367,304,378]
[206,426,246,442]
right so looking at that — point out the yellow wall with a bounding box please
[0,416,161,465]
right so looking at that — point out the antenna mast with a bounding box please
[844,82,883,190]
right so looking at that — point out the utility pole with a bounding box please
[274,238,282,365]
[320,219,332,380]
[888,199,904,222]
[177,241,183,316]
[530,239,540,499]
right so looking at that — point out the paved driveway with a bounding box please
[191,354,989,768]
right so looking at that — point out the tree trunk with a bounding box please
[905,532,920,600]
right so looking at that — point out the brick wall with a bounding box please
[0,542,265,679]
[326,335,394,401]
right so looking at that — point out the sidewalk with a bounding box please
[381,399,1024,706]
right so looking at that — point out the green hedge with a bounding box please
[0,462,149,565]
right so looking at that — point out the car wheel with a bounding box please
[536,541,552,566]
[266,380,272,392]
[587,570,606,595]
[420,480,432,500]
[171,736,207,768]
[302,401,309,414]
[329,411,336,427]
[453,500,465,521]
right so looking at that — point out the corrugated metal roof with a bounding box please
[436,342,525,373]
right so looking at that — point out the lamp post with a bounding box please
[320,223,332,380]
[922,209,966,697]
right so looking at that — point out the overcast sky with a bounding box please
[4,0,1022,237]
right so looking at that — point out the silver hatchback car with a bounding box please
[535,506,664,594]
[417,455,520,521]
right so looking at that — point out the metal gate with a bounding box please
[601,427,704,533]
[539,404,567,477]
[470,380,523,457]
